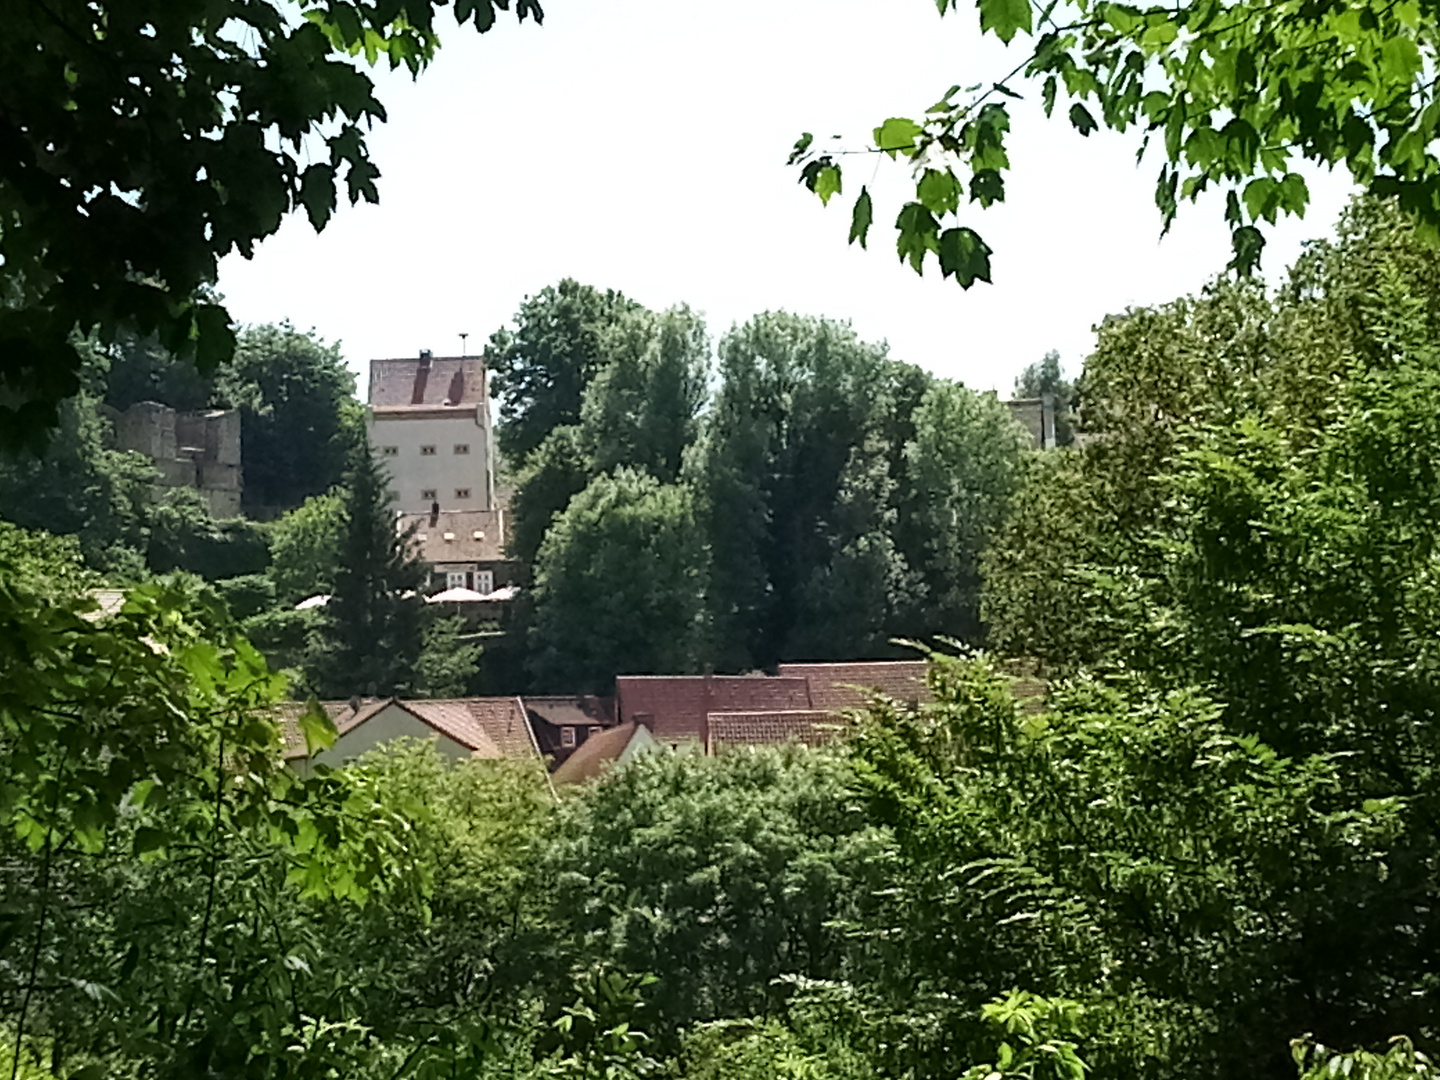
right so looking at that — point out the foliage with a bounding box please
[267,489,347,604]
[306,437,425,697]
[145,488,271,579]
[846,651,1398,1080]
[1292,1038,1435,1080]
[213,324,359,514]
[547,746,883,1042]
[788,0,1440,287]
[416,614,484,697]
[0,0,540,447]
[488,280,642,465]
[528,469,705,692]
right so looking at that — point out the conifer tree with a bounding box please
[308,436,425,698]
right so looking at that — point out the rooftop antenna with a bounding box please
[459,332,469,357]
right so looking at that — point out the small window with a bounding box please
[381,445,399,456]
[420,445,437,456]
[421,488,437,502]
[454,444,470,455]
[561,727,576,748]
[454,487,471,501]
[446,571,467,589]
[476,570,494,595]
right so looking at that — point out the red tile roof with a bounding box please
[551,721,645,785]
[401,697,540,761]
[616,675,812,744]
[706,710,848,752]
[368,356,486,408]
[273,697,540,762]
[776,661,932,712]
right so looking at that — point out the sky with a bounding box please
[216,0,1359,395]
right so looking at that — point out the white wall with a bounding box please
[370,410,492,514]
[313,703,474,767]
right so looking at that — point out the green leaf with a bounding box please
[815,164,843,206]
[787,132,815,166]
[1229,223,1266,274]
[918,169,962,214]
[193,304,236,376]
[980,0,1034,42]
[874,117,924,156]
[300,704,339,755]
[938,226,993,286]
[849,186,874,248]
[895,201,940,271]
[1069,103,1098,136]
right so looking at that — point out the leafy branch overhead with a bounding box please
[790,0,1440,283]
[0,0,541,448]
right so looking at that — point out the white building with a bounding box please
[367,352,494,514]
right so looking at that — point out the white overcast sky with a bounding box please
[216,0,1358,394]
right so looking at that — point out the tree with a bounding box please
[787,0,1440,288]
[308,437,426,697]
[902,381,1030,642]
[267,489,347,604]
[0,0,541,448]
[528,468,704,692]
[487,281,642,464]
[213,324,359,514]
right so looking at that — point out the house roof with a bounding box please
[400,697,540,761]
[776,661,932,712]
[369,356,485,408]
[707,710,847,751]
[551,721,647,785]
[273,698,391,759]
[524,695,616,730]
[274,696,540,763]
[615,675,812,744]
[399,509,508,564]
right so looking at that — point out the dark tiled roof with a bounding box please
[615,675,811,744]
[400,509,508,564]
[551,721,644,785]
[273,698,391,759]
[776,661,932,712]
[402,697,540,761]
[707,710,847,751]
[524,695,616,729]
[369,356,485,407]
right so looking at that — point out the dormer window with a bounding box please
[561,727,576,748]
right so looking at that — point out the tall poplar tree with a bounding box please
[308,438,425,698]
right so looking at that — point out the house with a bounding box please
[524,695,617,766]
[400,506,517,596]
[775,661,932,711]
[706,710,846,754]
[275,696,543,772]
[551,720,658,786]
[368,352,495,516]
[614,673,813,750]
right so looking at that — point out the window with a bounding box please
[476,570,494,595]
[446,571,467,590]
[454,487,471,501]
[381,445,399,456]
[454,443,470,455]
[561,727,576,748]
[421,488,437,502]
[420,445,437,456]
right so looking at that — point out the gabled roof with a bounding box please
[273,698,391,759]
[615,675,812,744]
[707,710,847,752]
[274,696,540,763]
[369,356,485,407]
[551,721,655,785]
[776,661,932,712]
[400,697,540,760]
[399,509,507,564]
[524,695,616,729]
